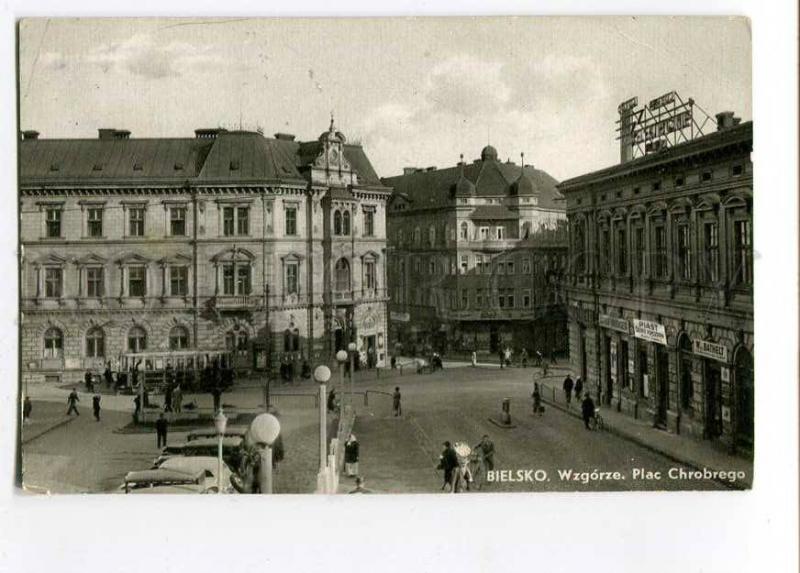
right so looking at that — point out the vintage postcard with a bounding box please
[16,16,753,494]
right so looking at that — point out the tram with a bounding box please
[118,350,234,393]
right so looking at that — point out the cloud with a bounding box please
[39,34,228,80]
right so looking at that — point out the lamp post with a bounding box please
[336,350,348,407]
[248,412,281,494]
[313,365,331,479]
[347,341,357,410]
[213,408,228,494]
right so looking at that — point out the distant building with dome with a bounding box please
[383,146,568,358]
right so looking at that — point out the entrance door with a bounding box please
[704,362,722,438]
[655,346,669,428]
[734,348,754,447]
[489,327,500,354]
[365,335,377,368]
[604,336,613,406]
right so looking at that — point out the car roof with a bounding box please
[184,436,243,447]
[187,426,248,439]
[160,456,230,475]
[124,468,204,484]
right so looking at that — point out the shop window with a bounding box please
[44,327,64,359]
[169,326,189,350]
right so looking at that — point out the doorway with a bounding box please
[604,336,613,406]
[490,327,500,354]
[704,361,723,439]
[365,335,377,368]
[734,348,754,447]
[655,346,669,428]
[334,328,344,353]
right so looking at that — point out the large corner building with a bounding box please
[20,120,391,386]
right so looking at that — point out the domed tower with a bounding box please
[311,114,356,187]
[480,145,498,162]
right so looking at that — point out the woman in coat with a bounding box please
[344,434,360,477]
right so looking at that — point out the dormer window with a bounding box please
[133,163,143,171]
[174,162,184,171]
[229,160,240,171]
[92,164,103,171]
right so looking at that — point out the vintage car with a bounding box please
[153,436,245,469]
[186,426,249,442]
[122,468,212,494]
[158,456,236,494]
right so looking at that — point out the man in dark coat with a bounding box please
[23,396,33,422]
[473,434,496,472]
[155,413,168,448]
[582,393,596,430]
[344,433,360,477]
[92,393,101,422]
[392,387,402,417]
[103,363,113,387]
[438,441,459,491]
[66,388,80,416]
[84,370,94,393]
[563,374,574,405]
[574,376,584,400]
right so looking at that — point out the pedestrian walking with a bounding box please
[550,348,557,364]
[344,433,360,477]
[84,369,94,393]
[521,349,528,368]
[498,349,504,369]
[532,382,542,415]
[156,413,168,448]
[473,434,495,472]
[173,384,183,414]
[23,396,32,422]
[574,376,584,400]
[392,386,402,417]
[563,374,574,405]
[104,363,113,388]
[66,388,80,416]
[212,387,222,413]
[582,393,596,430]
[471,351,477,367]
[92,393,101,422]
[437,441,459,492]
[504,347,512,368]
[327,387,337,412]
[348,476,373,494]
[133,394,141,422]
[164,384,174,413]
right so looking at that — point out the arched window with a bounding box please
[127,326,147,353]
[44,327,63,359]
[86,327,105,358]
[342,211,351,235]
[333,210,342,235]
[428,225,436,246]
[413,227,421,245]
[292,328,300,352]
[169,326,189,350]
[335,258,351,292]
[460,222,468,240]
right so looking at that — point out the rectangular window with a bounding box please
[480,227,489,240]
[703,222,719,283]
[634,227,645,277]
[653,225,667,278]
[475,288,483,308]
[237,207,249,236]
[507,261,514,275]
[601,228,611,274]
[497,261,505,275]
[223,264,235,295]
[677,224,691,281]
[522,258,531,274]
[523,290,531,308]
[414,258,421,274]
[86,267,103,298]
[507,290,515,308]
[363,210,375,237]
[45,209,61,238]
[44,268,62,298]
[285,206,297,236]
[170,266,189,296]
[496,227,504,240]
[286,263,298,294]
[237,266,252,295]
[170,207,187,236]
[223,207,235,236]
[475,254,483,274]
[129,207,145,237]
[460,256,468,274]
[428,260,435,275]
[87,208,103,237]
[617,227,628,275]
[498,291,505,308]
[128,266,146,297]
[460,290,468,309]
[364,261,376,290]
[733,220,753,285]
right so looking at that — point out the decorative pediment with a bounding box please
[158,253,192,265]
[280,253,304,263]
[723,190,752,209]
[646,201,668,216]
[628,204,646,219]
[75,253,108,265]
[612,207,628,221]
[669,197,694,214]
[696,193,721,211]
[211,247,255,263]
[116,252,151,265]
[360,250,380,261]
[34,253,68,266]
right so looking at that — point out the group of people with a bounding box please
[279,354,312,384]
[498,347,558,369]
[562,374,597,429]
[437,434,495,493]
[65,387,103,421]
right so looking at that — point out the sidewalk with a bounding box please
[21,401,78,444]
[536,372,753,489]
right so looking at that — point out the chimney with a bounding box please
[195,128,228,139]
[403,167,418,176]
[426,166,437,172]
[715,111,741,131]
[274,133,296,141]
[21,130,39,140]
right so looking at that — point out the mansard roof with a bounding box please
[383,153,563,210]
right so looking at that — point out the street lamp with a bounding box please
[313,365,331,480]
[336,349,348,407]
[213,408,228,494]
[248,412,281,494]
[347,341,357,411]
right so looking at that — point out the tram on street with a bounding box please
[119,349,234,393]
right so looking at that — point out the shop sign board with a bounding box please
[693,339,728,363]
[390,312,410,323]
[599,314,631,334]
[632,319,667,345]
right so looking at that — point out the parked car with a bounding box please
[121,468,211,494]
[152,436,245,469]
[158,456,235,494]
[187,426,249,442]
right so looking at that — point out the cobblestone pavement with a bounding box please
[347,365,732,493]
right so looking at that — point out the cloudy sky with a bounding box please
[18,17,751,180]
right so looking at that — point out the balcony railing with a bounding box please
[213,294,261,309]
